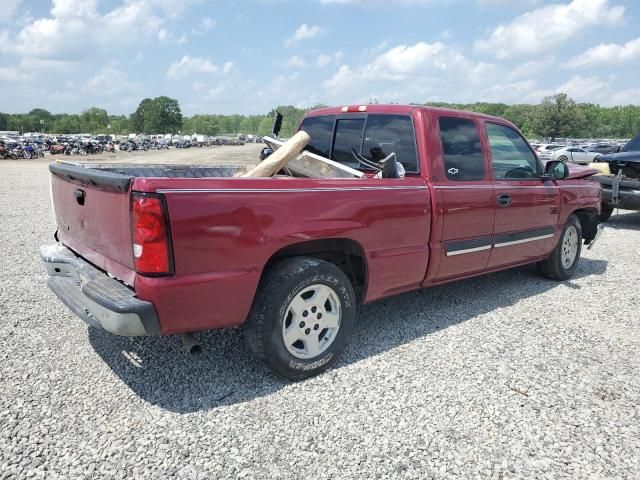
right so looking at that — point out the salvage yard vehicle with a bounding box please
[40,105,604,380]
[592,132,640,222]
[551,146,602,165]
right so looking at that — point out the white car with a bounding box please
[536,144,564,159]
[550,147,601,165]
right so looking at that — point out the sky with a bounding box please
[0,0,639,116]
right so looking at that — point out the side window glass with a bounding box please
[300,115,335,158]
[486,123,539,180]
[438,117,485,181]
[332,118,365,167]
[362,115,418,173]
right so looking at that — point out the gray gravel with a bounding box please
[1,151,639,479]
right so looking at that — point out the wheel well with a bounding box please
[265,239,368,302]
[573,208,598,243]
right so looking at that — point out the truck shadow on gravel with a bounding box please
[88,258,607,413]
[602,211,640,231]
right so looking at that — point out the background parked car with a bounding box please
[551,146,601,165]
[586,143,616,154]
[536,144,564,159]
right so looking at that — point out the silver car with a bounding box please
[551,147,601,165]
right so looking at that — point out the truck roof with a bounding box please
[306,104,513,125]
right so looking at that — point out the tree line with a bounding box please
[1,94,639,140]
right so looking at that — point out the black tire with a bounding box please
[245,257,357,380]
[558,155,568,162]
[537,214,582,281]
[598,204,614,222]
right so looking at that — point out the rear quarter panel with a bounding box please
[133,177,430,334]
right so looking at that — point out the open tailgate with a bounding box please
[49,163,136,285]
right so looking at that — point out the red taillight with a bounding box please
[131,193,172,275]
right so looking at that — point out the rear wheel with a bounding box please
[245,257,357,380]
[538,214,582,280]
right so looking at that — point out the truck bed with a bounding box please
[62,163,240,179]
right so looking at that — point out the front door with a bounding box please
[431,116,496,281]
[484,122,561,269]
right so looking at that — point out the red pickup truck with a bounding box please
[41,105,603,379]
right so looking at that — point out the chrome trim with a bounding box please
[433,185,493,189]
[433,185,561,190]
[445,245,492,256]
[156,186,428,194]
[493,234,554,248]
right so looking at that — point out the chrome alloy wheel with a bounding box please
[561,225,579,269]
[282,284,342,359]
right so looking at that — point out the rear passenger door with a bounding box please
[485,122,560,269]
[432,116,496,281]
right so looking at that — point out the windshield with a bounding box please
[622,134,640,152]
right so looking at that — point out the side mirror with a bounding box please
[544,160,569,180]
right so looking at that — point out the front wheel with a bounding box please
[537,214,582,280]
[558,155,568,162]
[245,257,357,380]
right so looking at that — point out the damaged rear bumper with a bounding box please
[40,244,159,336]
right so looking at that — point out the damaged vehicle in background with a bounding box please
[592,133,640,222]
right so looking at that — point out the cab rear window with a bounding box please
[300,114,419,173]
[300,115,334,158]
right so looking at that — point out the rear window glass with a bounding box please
[438,117,485,181]
[300,115,335,158]
[332,118,366,167]
[362,115,418,173]
[300,113,419,172]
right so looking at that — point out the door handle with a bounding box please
[496,193,512,207]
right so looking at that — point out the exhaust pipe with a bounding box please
[181,333,202,354]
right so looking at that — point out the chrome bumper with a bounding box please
[40,244,159,336]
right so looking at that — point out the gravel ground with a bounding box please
[1,148,639,479]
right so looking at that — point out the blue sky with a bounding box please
[0,0,639,115]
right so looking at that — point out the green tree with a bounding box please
[130,97,182,134]
[531,93,585,140]
[130,98,154,133]
[80,107,109,132]
[152,96,183,134]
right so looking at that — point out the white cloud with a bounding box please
[316,51,343,67]
[553,75,608,100]
[567,38,640,68]
[4,0,196,60]
[507,56,555,81]
[474,0,625,59]
[320,0,433,4]
[611,88,640,106]
[86,64,140,96]
[192,17,216,35]
[167,56,224,79]
[284,23,325,47]
[323,41,501,104]
[283,55,307,68]
[0,0,22,20]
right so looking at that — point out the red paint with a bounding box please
[49,105,602,334]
